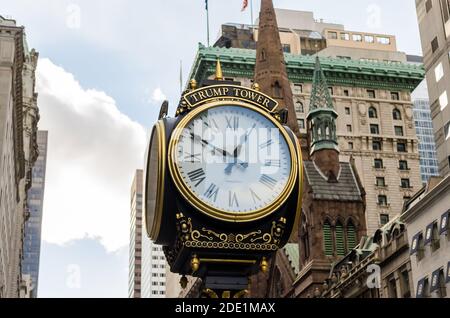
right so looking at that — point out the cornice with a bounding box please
[190,45,425,91]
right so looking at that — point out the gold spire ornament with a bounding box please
[215,59,224,81]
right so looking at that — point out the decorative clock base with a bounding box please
[200,276,249,298]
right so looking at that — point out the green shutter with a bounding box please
[323,222,333,256]
[336,223,345,256]
[347,223,357,251]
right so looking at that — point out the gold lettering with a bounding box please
[233,88,241,97]
[263,98,271,108]
[198,91,207,100]
[205,89,213,98]
[223,88,230,96]
[191,93,199,102]
[212,88,222,97]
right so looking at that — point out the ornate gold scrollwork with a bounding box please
[175,213,287,251]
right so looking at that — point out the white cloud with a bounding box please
[151,87,167,103]
[36,58,147,252]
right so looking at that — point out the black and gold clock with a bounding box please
[144,78,303,278]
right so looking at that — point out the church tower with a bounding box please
[307,57,340,179]
[254,0,299,136]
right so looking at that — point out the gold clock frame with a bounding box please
[168,100,299,223]
[144,120,166,240]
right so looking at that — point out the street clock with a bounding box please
[144,78,303,280]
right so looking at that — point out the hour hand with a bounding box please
[190,133,232,157]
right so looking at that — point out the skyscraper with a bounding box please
[22,131,48,298]
[415,0,450,176]
[0,16,40,298]
[129,170,143,298]
[129,170,166,298]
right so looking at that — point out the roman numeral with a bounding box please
[184,153,201,163]
[265,160,281,167]
[204,183,219,202]
[259,140,274,149]
[187,168,206,187]
[250,188,261,204]
[229,191,239,208]
[226,116,239,130]
[204,118,219,130]
[260,174,277,190]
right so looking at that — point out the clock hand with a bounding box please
[224,160,249,175]
[233,124,257,158]
[190,133,233,158]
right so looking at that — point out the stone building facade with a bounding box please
[0,16,39,298]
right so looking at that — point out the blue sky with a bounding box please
[1,0,423,298]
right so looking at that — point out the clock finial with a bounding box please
[215,59,224,81]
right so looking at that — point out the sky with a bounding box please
[1,0,423,298]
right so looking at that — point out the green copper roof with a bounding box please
[189,44,424,91]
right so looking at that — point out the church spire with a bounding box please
[307,57,339,156]
[254,0,299,135]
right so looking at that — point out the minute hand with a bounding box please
[191,133,233,157]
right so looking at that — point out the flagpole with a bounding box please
[206,1,210,47]
[250,0,254,26]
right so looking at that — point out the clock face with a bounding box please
[169,103,296,221]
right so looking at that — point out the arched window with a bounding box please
[296,101,304,113]
[369,107,378,118]
[346,221,357,251]
[273,81,282,98]
[335,222,345,256]
[302,224,310,261]
[393,108,402,120]
[260,49,266,61]
[323,221,333,257]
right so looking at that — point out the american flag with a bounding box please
[242,0,249,11]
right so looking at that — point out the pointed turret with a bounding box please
[307,57,340,178]
[254,0,299,135]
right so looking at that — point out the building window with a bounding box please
[435,62,444,82]
[426,0,433,12]
[294,84,303,94]
[380,214,390,225]
[439,91,448,110]
[347,125,352,132]
[273,81,283,98]
[348,142,354,150]
[323,221,333,257]
[377,37,391,45]
[367,90,376,99]
[365,35,374,43]
[335,222,345,256]
[328,31,338,39]
[416,234,425,260]
[399,160,409,170]
[340,33,350,40]
[260,49,266,61]
[431,37,439,53]
[428,222,441,252]
[388,276,398,298]
[344,90,349,97]
[298,119,305,129]
[370,124,380,135]
[391,92,400,100]
[393,108,402,120]
[282,44,291,53]
[346,221,357,251]
[376,177,386,187]
[401,178,411,189]
[397,142,407,153]
[400,270,411,298]
[445,121,450,140]
[353,34,362,42]
[378,195,388,206]
[369,106,378,118]
[345,107,351,114]
[440,0,450,22]
[328,87,334,96]
[395,126,404,136]
[296,101,304,113]
[437,269,447,298]
[373,141,382,151]
[374,159,384,169]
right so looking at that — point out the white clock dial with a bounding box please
[174,105,292,214]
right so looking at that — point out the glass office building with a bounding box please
[22,131,48,297]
